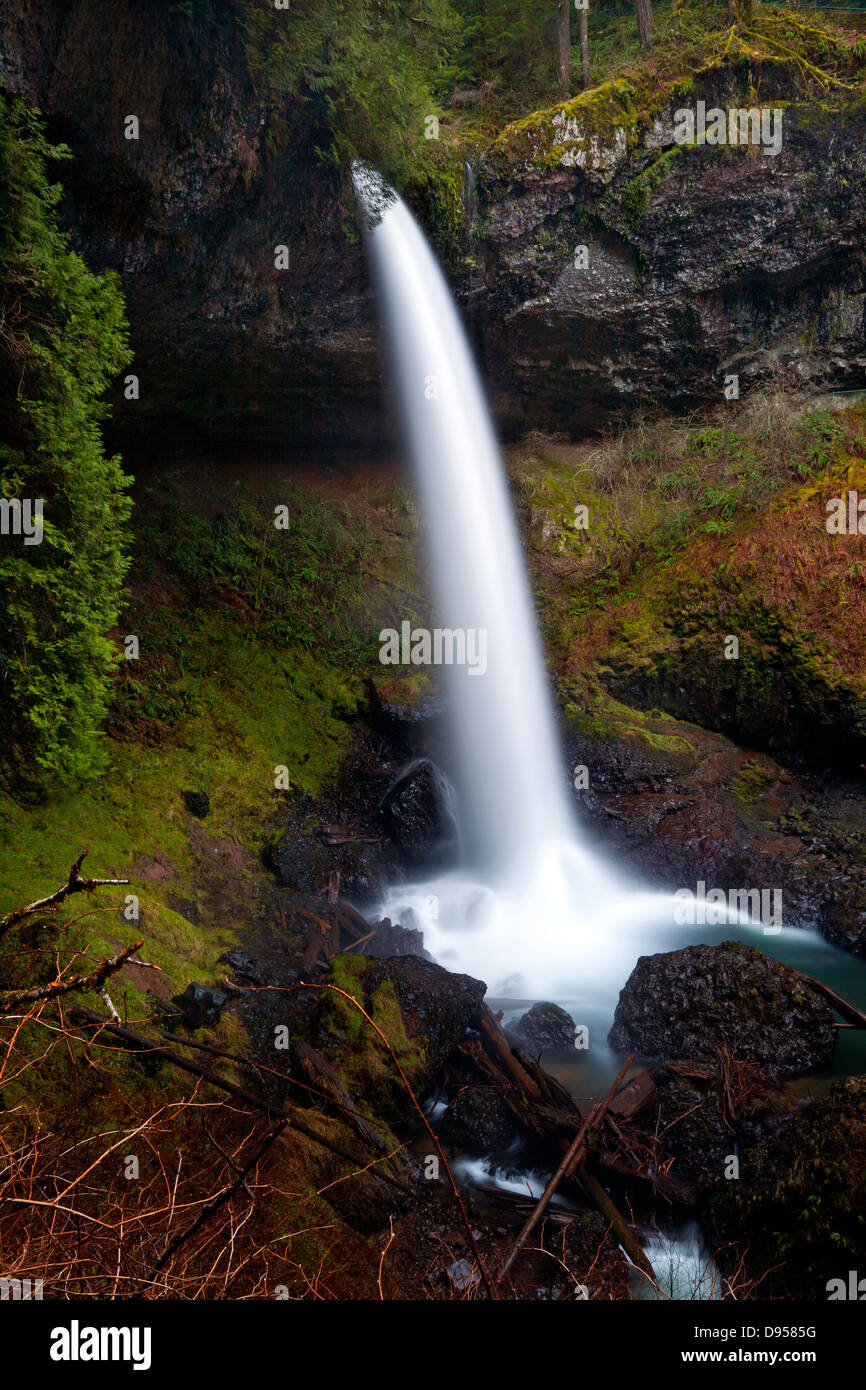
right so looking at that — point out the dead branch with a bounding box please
[789,966,866,1030]
[0,851,130,939]
[498,1054,634,1283]
[154,1121,288,1270]
[65,1003,408,1193]
[0,941,144,1013]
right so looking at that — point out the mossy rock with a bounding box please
[313,954,486,1123]
[707,1077,866,1299]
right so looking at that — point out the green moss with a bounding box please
[319,955,422,1086]
[0,459,427,1010]
[731,760,778,804]
[621,145,683,232]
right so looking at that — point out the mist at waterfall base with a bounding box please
[354,166,866,1086]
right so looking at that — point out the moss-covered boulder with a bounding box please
[706,1077,866,1299]
[609,941,836,1075]
[312,954,486,1123]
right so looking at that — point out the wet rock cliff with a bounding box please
[1,5,863,447]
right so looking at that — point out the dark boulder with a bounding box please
[441,1086,517,1156]
[379,760,457,866]
[366,916,432,961]
[608,941,836,1075]
[508,1001,576,1053]
[172,982,228,1029]
[641,1059,795,1200]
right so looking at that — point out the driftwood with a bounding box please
[497,1054,636,1282]
[789,966,866,1030]
[296,900,380,972]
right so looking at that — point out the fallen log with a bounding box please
[574,1162,655,1284]
[497,1054,634,1283]
[790,966,866,1030]
[480,1005,542,1101]
[457,1039,549,1136]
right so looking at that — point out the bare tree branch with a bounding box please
[0,850,129,940]
[0,940,144,1013]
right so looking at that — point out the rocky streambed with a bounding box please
[161,691,866,1299]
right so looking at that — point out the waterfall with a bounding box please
[354,167,814,1008]
[355,166,646,999]
[356,166,573,870]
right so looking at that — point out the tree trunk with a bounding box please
[635,0,653,47]
[556,0,571,99]
[579,6,590,88]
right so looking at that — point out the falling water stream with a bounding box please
[354,167,866,1293]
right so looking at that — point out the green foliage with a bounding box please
[238,0,461,186]
[0,95,132,792]
[452,0,558,102]
[621,146,682,232]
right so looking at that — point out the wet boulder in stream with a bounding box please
[441,1085,517,1156]
[608,941,836,1075]
[508,1001,576,1053]
[379,760,457,866]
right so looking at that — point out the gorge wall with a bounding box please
[1,1,864,449]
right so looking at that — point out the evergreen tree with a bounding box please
[0,94,132,794]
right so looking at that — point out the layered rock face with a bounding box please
[0,0,381,449]
[1,7,863,448]
[477,64,866,436]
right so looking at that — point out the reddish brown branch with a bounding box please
[0,940,144,1013]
